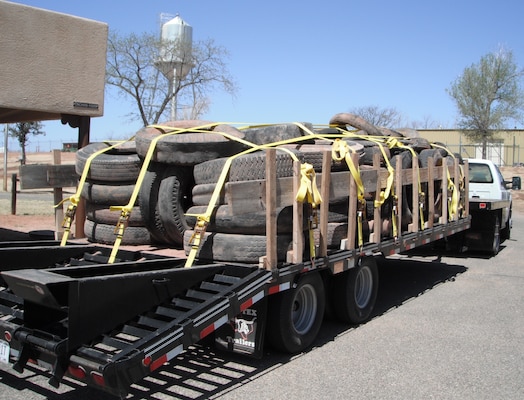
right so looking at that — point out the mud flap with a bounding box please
[214,297,267,358]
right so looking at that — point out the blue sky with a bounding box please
[7,0,524,150]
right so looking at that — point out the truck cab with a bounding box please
[466,158,513,253]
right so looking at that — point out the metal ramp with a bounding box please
[1,259,271,396]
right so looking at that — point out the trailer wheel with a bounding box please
[267,272,325,353]
[333,257,378,324]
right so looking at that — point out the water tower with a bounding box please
[155,14,193,120]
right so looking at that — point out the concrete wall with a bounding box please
[0,1,108,123]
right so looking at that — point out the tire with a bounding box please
[333,257,379,324]
[267,272,325,353]
[191,183,226,206]
[85,203,144,226]
[157,166,194,245]
[183,230,292,263]
[186,202,349,235]
[359,145,390,166]
[193,151,300,185]
[84,219,151,245]
[501,206,512,241]
[491,214,501,256]
[81,181,136,205]
[138,162,170,244]
[329,113,383,136]
[135,121,248,166]
[186,205,294,234]
[76,142,141,182]
[242,123,315,145]
[418,148,444,167]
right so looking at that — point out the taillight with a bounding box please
[91,371,105,387]
[142,356,152,367]
[4,331,12,342]
[67,364,87,380]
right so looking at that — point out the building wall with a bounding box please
[0,1,108,123]
[418,129,524,166]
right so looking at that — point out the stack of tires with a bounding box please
[75,141,151,245]
[76,116,459,253]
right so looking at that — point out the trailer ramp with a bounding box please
[1,260,272,396]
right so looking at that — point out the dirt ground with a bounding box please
[1,151,523,238]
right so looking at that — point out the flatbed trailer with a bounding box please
[0,149,472,397]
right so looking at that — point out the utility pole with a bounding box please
[3,124,8,191]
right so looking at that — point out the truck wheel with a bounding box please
[501,207,512,241]
[491,215,501,256]
[267,272,325,353]
[333,257,378,324]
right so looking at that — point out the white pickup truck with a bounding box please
[465,158,513,255]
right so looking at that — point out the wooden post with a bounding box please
[264,149,277,270]
[11,173,17,215]
[441,162,448,224]
[291,160,303,263]
[395,157,403,238]
[52,150,65,240]
[346,153,358,250]
[371,152,381,243]
[411,156,419,233]
[464,159,469,217]
[319,151,331,257]
[427,157,435,229]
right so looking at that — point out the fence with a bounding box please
[443,143,521,166]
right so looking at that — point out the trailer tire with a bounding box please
[333,257,378,324]
[267,272,325,353]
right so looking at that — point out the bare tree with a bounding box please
[8,121,44,165]
[348,105,404,128]
[106,31,237,126]
[410,115,446,129]
[447,47,524,158]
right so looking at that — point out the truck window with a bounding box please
[469,164,493,183]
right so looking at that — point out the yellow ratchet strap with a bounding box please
[108,122,218,263]
[430,143,462,219]
[385,137,425,230]
[294,162,322,259]
[331,139,366,249]
[56,139,131,246]
[185,124,326,268]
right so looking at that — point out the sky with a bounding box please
[5,0,524,151]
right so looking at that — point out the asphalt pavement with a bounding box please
[0,215,523,400]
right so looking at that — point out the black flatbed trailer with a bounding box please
[0,149,473,397]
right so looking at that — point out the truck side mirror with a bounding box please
[512,176,521,190]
